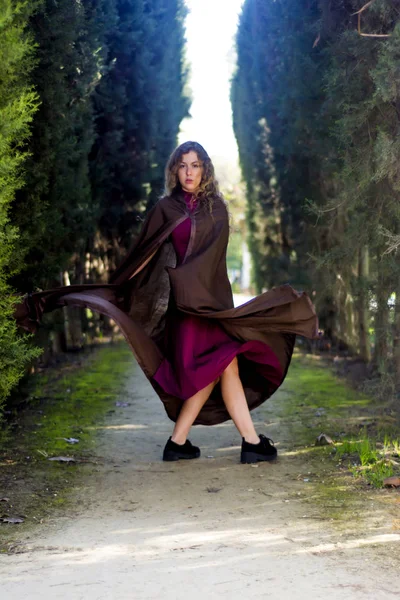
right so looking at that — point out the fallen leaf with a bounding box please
[383,476,400,488]
[206,487,221,493]
[47,456,76,463]
[315,433,334,446]
[392,519,400,531]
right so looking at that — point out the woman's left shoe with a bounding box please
[162,437,201,461]
[240,434,277,463]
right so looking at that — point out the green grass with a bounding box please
[10,343,136,461]
[334,432,399,488]
[282,353,399,489]
[0,342,136,548]
[284,355,370,412]
[278,353,372,447]
[336,437,377,466]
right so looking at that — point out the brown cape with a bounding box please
[15,192,318,425]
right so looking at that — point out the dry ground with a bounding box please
[1,353,400,599]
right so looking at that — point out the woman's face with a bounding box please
[178,151,203,193]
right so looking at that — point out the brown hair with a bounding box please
[164,141,222,213]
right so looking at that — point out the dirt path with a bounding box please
[1,356,400,598]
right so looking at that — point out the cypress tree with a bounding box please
[232,0,322,293]
[321,2,400,372]
[0,0,41,417]
[3,0,190,364]
[233,0,400,389]
[10,0,111,293]
[90,0,189,272]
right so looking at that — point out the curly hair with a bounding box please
[164,141,223,213]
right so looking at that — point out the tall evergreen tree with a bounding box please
[233,0,400,387]
[232,0,322,293]
[10,0,112,293]
[320,1,400,371]
[0,0,41,416]
[90,0,189,271]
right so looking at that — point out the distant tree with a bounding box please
[232,0,321,293]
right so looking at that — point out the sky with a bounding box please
[178,0,245,163]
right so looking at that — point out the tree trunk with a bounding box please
[335,273,354,351]
[50,310,66,355]
[393,275,400,387]
[336,282,347,348]
[374,261,390,375]
[63,270,83,351]
[357,246,371,362]
[345,291,355,349]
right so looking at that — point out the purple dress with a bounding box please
[153,193,283,400]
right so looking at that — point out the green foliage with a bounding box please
[227,230,243,272]
[91,0,190,270]
[8,0,189,290]
[10,0,112,291]
[233,0,400,386]
[0,0,42,421]
[0,0,190,415]
[232,0,321,292]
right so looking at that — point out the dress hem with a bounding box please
[152,339,283,401]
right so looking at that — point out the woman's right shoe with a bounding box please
[162,437,201,461]
[240,434,277,463]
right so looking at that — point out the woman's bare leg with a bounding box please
[171,379,218,444]
[220,357,259,443]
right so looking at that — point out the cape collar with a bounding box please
[171,190,202,216]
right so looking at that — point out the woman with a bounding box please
[16,141,318,463]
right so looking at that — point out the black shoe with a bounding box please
[162,437,201,461]
[240,434,277,463]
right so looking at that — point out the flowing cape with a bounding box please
[15,193,318,425]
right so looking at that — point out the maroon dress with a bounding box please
[153,193,283,400]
